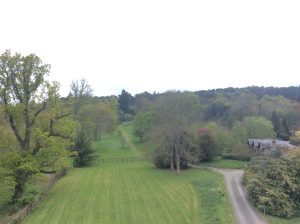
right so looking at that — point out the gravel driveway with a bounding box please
[217,169,266,224]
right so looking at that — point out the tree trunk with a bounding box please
[170,154,174,172]
[12,172,27,202]
[175,151,180,175]
[170,146,174,171]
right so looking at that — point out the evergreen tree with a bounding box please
[271,111,281,137]
[118,89,134,114]
[73,131,95,167]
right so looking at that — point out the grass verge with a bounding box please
[199,159,248,169]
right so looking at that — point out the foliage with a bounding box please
[222,153,251,161]
[204,122,235,154]
[118,89,135,115]
[1,152,39,203]
[133,111,156,142]
[271,111,281,136]
[243,150,300,218]
[204,96,230,121]
[196,86,300,103]
[0,50,76,202]
[271,111,291,140]
[77,102,118,140]
[225,93,259,124]
[290,137,300,146]
[73,131,95,167]
[196,128,219,162]
[152,148,189,169]
[151,92,200,174]
[70,79,93,115]
[232,116,275,144]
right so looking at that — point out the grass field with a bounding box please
[264,215,300,224]
[23,124,234,224]
[199,159,248,169]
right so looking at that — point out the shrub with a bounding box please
[222,154,251,161]
[152,149,188,169]
[243,152,300,218]
[197,129,219,162]
[290,137,300,146]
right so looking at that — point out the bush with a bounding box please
[152,149,188,169]
[222,154,251,161]
[243,152,300,218]
[197,129,219,162]
[290,137,300,146]
[223,143,254,161]
[118,111,135,122]
[278,133,290,141]
[20,187,41,206]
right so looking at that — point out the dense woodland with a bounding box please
[1,50,300,219]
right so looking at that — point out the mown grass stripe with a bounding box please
[140,168,192,223]
[124,165,157,224]
[134,168,177,224]
[118,169,136,224]
[23,126,234,224]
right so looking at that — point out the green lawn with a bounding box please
[264,215,300,224]
[23,124,234,224]
[199,159,248,169]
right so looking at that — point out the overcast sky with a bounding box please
[1,0,300,96]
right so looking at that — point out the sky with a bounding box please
[1,0,300,97]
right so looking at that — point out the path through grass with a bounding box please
[24,124,234,224]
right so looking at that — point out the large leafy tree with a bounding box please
[0,50,76,202]
[152,92,200,174]
[134,111,156,142]
[0,50,50,152]
[232,116,275,144]
[77,102,117,140]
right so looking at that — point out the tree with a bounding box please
[271,111,281,136]
[196,128,218,161]
[134,111,156,142]
[204,121,235,154]
[0,50,76,202]
[118,89,134,115]
[281,118,291,140]
[77,102,117,140]
[271,111,291,140]
[225,93,259,125]
[204,96,230,122]
[70,79,93,116]
[151,92,200,174]
[73,131,95,167]
[232,116,275,144]
[70,79,92,98]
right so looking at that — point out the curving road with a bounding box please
[216,169,266,224]
[190,165,266,224]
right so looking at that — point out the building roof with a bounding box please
[248,139,296,150]
[248,139,261,148]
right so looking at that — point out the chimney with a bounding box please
[272,139,276,150]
